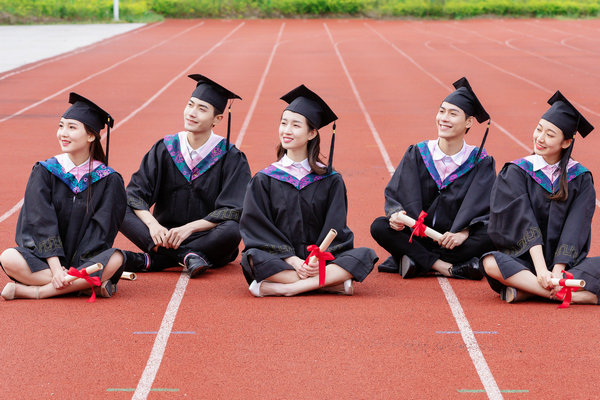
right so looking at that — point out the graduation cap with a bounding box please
[280,84,338,172]
[188,74,242,153]
[62,92,114,164]
[443,77,491,161]
[541,91,594,139]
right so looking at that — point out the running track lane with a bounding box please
[1,19,600,399]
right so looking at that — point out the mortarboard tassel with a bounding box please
[327,122,336,174]
[105,116,111,165]
[226,102,232,151]
[219,101,233,193]
[475,118,490,162]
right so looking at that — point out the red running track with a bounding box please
[1,19,600,399]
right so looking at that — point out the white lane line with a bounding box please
[235,22,285,148]
[131,22,253,400]
[323,23,395,175]
[0,199,24,224]
[365,22,600,208]
[0,22,243,225]
[325,22,503,400]
[0,22,162,81]
[448,42,600,118]
[132,273,190,400]
[0,21,205,124]
[447,24,600,79]
[438,278,503,400]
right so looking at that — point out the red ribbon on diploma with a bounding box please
[67,267,101,303]
[409,211,428,243]
[305,245,335,287]
[555,270,580,309]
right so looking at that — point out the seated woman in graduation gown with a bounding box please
[120,75,251,277]
[482,91,600,305]
[370,77,496,280]
[240,85,377,297]
[0,93,126,300]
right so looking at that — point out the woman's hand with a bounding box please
[285,256,318,279]
[438,230,469,250]
[389,211,407,231]
[536,269,553,290]
[50,266,69,290]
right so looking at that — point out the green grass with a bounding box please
[1,0,599,23]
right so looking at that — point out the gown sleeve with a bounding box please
[488,163,543,257]
[205,148,252,224]
[384,146,423,218]
[450,155,496,232]
[240,174,296,258]
[552,172,595,267]
[15,164,65,259]
[77,173,127,261]
[126,140,162,211]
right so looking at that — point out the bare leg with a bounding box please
[2,251,124,300]
[483,255,550,300]
[264,270,301,284]
[570,290,598,305]
[259,264,352,297]
[431,259,452,277]
[0,248,53,286]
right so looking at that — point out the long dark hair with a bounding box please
[276,114,327,176]
[84,124,106,212]
[548,139,573,202]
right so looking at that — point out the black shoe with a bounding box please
[378,256,399,273]
[401,255,419,279]
[184,253,211,277]
[450,257,483,280]
[123,250,150,272]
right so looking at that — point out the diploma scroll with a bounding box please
[394,212,443,242]
[550,278,585,288]
[309,229,338,265]
[64,263,103,283]
[121,271,137,281]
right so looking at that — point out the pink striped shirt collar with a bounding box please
[427,139,475,181]
[272,155,323,181]
[178,131,223,170]
[525,154,578,182]
[55,153,101,182]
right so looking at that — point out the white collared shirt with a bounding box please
[178,131,223,170]
[525,154,577,183]
[427,139,475,181]
[272,154,314,180]
[55,153,101,181]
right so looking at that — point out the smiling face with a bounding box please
[533,118,573,164]
[56,118,94,158]
[436,101,474,140]
[279,110,317,157]
[183,97,222,134]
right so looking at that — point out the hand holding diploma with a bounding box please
[394,211,443,242]
[66,263,103,303]
[304,229,337,287]
[552,270,584,309]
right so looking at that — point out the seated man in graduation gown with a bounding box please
[370,77,496,279]
[120,74,251,277]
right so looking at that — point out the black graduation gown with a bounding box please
[371,141,496,270]
[13,158,126,279]
[385,142,496,233]
[126,133,251,227]
[486,159,600,296]
[122,133,251,266]
[240,166,377,284]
